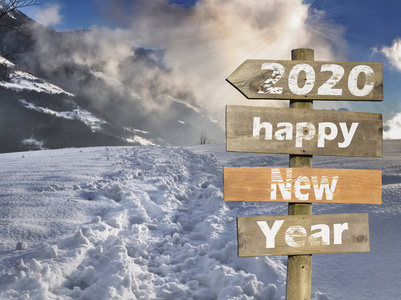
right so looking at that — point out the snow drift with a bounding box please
[0,142,400,299]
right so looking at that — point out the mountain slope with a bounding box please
[0,10,224,153]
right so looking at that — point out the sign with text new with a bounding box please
[224,167,381,204]
[226,60,383,101]
[237,214,369,257]
[226,105,383,157]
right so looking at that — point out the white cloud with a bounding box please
[31,4,62,27]
[384,112,401,139]
[125,0,347,118]
[379,38,401,72]
[33,0,347,126]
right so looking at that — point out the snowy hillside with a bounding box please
[0,55,163,153]
[0,142,400,299]
[0,9,224,153]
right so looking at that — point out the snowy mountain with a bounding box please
[0,142,400,299]
[0,10,224,153]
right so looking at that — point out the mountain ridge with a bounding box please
[0,9,224,153]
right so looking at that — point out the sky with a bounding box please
[19,0,401,137]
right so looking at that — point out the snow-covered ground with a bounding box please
[0,69,74,96]
[0,142,400,300]
[19,100,106,133]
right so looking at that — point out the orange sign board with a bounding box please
[224,167,381,204]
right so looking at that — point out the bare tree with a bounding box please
[199,130,211,145]
[0,0,42,78]
[0,0,42,33]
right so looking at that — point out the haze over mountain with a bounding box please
[0,9,223,153]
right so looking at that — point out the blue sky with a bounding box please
[21,0,401,53]
[20,0,401,133]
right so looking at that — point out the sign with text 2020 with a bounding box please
[226,60,383,101]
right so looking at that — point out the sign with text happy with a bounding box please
[226,106,383,157]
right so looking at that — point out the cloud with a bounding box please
[119,0,347,117]
[27,0,347,144]
[376,38,401,71]
[384,112,401,139]
[30,4,63,28]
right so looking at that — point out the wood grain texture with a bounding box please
[237,213,369,257]
[286,48,313,300]
[226,59,383,101]
[224,167,382,204]
[226,105,383,157]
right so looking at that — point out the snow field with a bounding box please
[0,142,401,299]
[0,147,287,299]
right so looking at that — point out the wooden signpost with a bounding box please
[224,167,382,204]
[237,214,369,257]
[226,106,383,157]
[226,59,383,101]
[224,48,383,300]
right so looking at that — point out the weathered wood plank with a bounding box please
[224,167,382,204]
[226,60,383,101]
[237,213,369,257]
[286,49,314,300]
[226,105,383,157]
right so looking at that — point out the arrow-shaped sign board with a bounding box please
[226,60,383,101]
[224,167,382,204]
[237,213,370,257]
[226,105,383,157]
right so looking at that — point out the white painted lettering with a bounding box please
[311,176,338,200]
[257,220,284,248]
[309,224,330,246]
[253,117,272,140]
[251,120,359,149]
[339,123,358,148]
[258,63,285,94]
[296,122,316,147]
[257,220,352,249]
[288,64,315,95]
[318,122,338,148]
[285,225,307,247]
[333,223,349,245]
[275,122,293,140]
[294,176,310,200]
[348,65,375,97]
[270,168,292,200]
[318,64,344,96]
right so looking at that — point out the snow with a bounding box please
[20,99,106,132]
[168,96,219,124]
[0,56,74,96]
[0,70,74,96]
[123,127,159,146]
[0,142,400,299]
[0,56,15,68]
[126,136,156,146]
[21,138,45,150]
[92,71,124,88]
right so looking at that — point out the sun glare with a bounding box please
[286,14,303,30]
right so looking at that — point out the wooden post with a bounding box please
[286,48,314,300]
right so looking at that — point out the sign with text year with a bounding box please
[237,213,370,257]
